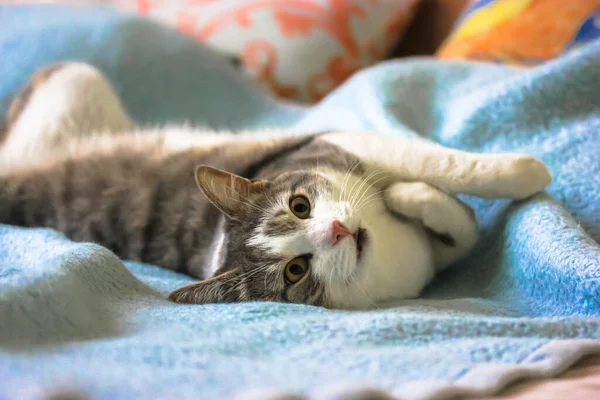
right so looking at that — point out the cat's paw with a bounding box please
[492,154,552,200]
[384,181,478,270]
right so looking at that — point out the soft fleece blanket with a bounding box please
[1,5,600,400]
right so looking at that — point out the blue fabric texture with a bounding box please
[1,5,600,400]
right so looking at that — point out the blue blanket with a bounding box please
[1,5,600,400]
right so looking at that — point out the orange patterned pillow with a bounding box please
[437,0,600,66]
[109,0,421,103]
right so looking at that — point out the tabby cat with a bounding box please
[0,63,551,309]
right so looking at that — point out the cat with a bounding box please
[0,63,552,309]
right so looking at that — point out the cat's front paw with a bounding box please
[383,181,478,270]
[497,155,552,200]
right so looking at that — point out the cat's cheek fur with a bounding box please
[357,222,434,307]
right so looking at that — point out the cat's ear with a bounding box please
[168,268,246,304]
[195,165,268,219]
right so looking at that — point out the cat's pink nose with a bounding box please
[331,220,352,245]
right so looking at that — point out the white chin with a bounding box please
[315,242,359,286]
[332,220,436,309]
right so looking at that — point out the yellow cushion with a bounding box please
[437,0,600,66]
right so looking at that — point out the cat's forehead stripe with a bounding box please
[245,247,283,265]
[261,173,332,201]
[289,172,314,192]
[263,215,299,237]
[289,173,332,196]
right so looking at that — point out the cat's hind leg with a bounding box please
[383,181,478,271]
[0,62,133,167]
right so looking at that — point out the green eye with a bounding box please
[289,195,311,219]
[284,256,310,284]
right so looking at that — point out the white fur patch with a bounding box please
[205,219,226,278]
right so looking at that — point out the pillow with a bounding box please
[109,0,421,103]
[437,0,600,66]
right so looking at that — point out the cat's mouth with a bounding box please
[353,228,368,260]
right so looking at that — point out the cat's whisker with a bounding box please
[341,160,360,192]
[261,187,280,212]
[350,167,385,205]
[342,267,378,309]
[354,187,383,209]
[339,160,361,203]
[346,165,380,205]
[351,178,377,209]
[263,267,270,292]
[241,264,273,292]
[352,171,390,210]
[224,263,271,297]
[218,266,260,286]
[229,265,268,292]
[349,168,386,207]
[355,190,385,212]
[212,258,270,293]
[355,191,386,210]
[215,259,272,287]
[355,196,386,214]
[345,165,371,204]
[328,259,338,287]
[353,174,390,209]
[352,279,379,309]
[342,277,356,308]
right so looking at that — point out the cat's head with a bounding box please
[169,165,432,309]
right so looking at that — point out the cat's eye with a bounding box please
[284,256,310,284]
[289,195,311,219]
